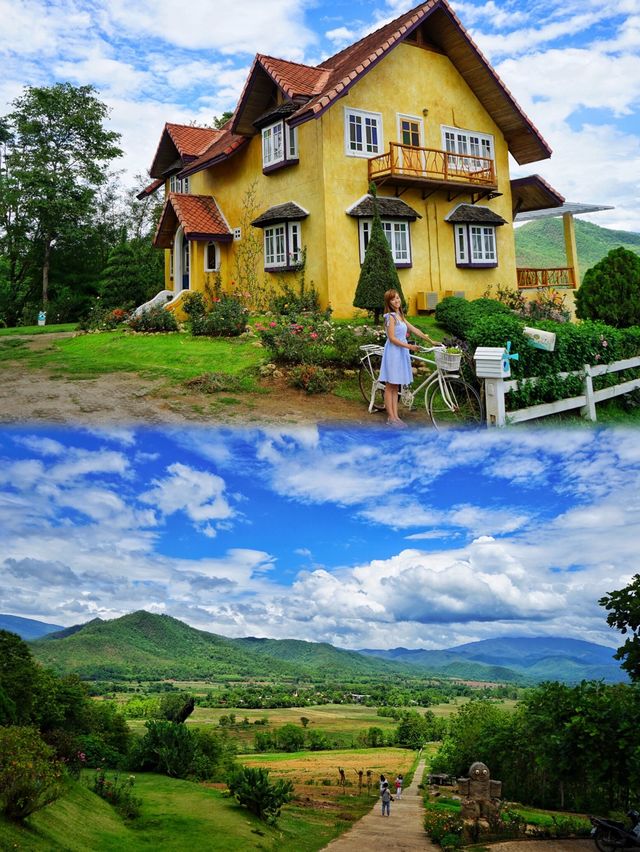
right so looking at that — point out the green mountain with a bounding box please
[28,610,405,681]
[515,218,640,281]
[360,636,625,684]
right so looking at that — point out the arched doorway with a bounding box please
[173,227,190,291]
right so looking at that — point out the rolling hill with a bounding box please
[359,636,626,684]
[28,610,407,681]
[515,218,640,281]
[0,613,64,640]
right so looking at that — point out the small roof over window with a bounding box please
[346,194,422,220]
[154,194,232,248]
[445,204,506,225]
[251,201,309,228]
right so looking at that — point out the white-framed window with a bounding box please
[453,223,497,266]
[261,121,298,169]
[345,108,383,157]
[397,114,423,147]
[359,219,411,265]
[442,125,493,171]
[169,175,189,193]
[233,227,242,241]
[264,221,302,269]
[204,241,220,272]
[262,121,284,167]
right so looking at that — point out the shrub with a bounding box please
[227,765,293,823]
[190,293,248,337]
[576,247,640,327]
[90,768,141,819]
[434,297,474,339]
[190,728,237,781]
[268,270,323,317]
[0,727,66,821]
[256,315,334,364]
[78,302,130,331]
[128,306,179,333]
[423,805,464,843]
[288,364,334,394]
[130,719,195,778]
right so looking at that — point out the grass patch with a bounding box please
[9,329,264,386]
[0,770,374,852]
[0,323,77,336]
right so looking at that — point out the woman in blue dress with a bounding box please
[380,289,436,425]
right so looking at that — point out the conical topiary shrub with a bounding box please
[353,186,406,324]
[575,246,640,328]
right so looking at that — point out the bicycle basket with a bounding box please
[435,348,462,372]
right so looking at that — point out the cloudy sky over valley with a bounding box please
[1,425,637,651]
[1,0,638,231]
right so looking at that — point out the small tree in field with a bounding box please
[227,765,293,823]
[575,246,640,327]
[353,186,405,323]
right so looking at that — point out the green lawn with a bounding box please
[0,770,372,852]
[0,322,77,336]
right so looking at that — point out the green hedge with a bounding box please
[435,296,640,407]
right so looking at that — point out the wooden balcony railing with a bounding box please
[517,267,576,289]
[368,143,496,189]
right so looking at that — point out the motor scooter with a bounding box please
[590,810,640,852]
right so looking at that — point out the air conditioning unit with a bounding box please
[444,290,466,299]
[416,291,438,311]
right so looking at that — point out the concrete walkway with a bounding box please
[322,758,438,851]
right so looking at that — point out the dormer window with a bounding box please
[169,175,189,193]
[262,121,298,172]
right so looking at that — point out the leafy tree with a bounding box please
[159,692,195,723]
[575,246,640,327]
[0,727,65,821]
[352,185,405,323]
[276,723,305,752]
[213,111,233,129]
[132,720,196,778]
[0,630,41,723]
[227,765,293,823]
[0,83,122,306]
[600,573,640,681]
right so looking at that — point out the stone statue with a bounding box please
[458,761,502,820]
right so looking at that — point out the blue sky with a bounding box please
[1,0,638,231]
[1,425,638,650]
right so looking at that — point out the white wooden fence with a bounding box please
[482,355,640,427]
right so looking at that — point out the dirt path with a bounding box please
[0,333,434,428]
[322,758,437,851]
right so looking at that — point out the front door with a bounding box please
[182,239,190,290]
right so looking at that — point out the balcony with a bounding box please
[517,267,576,289]
[368,143,497,197]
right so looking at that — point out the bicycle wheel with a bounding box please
[428,376,483,429]
[358,355,385,412]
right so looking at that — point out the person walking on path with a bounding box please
[381,781,393,817]
[379,289,436,426]
[395,774,403,800]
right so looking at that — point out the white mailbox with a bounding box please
[474,346,511,379]
[524,326,556,351]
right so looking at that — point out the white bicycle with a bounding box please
[358,344,483,429]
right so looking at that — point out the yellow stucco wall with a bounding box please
[163,40,528,318]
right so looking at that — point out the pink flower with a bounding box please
[602,340,608,347]
[269,321,276,327]
[310,332,318,339]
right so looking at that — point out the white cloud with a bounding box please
[140,461,236,527]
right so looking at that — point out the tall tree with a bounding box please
[353,185,405,323]
[1,83,122,306]
[600,573,640,681]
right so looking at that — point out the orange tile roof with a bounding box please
[136,178,164,200]
[154,193,232,248]
[165,123,221,158]
[257,55,331,99]
[180,124,249,177]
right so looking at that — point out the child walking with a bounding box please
[395,774,403,800]
[380,781,393,816]
[379,289,436,426]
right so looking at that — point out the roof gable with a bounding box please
[149,123,222,178]
[154,193,232,248]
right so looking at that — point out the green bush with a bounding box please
[130,719,195,778]
[423,804,464,843]
[256,315,334,364]
[288,364,334,394]
[0,727,66,821]
[576,247,640,327]
[128,306,179,333]
[434,296,473,339]
[227,765,293,823]
[268,273,322,317]
[78,303,130,331]
[89,768,141,819]
[190,293,248,337]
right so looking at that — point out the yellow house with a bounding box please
[140,0,572,318]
